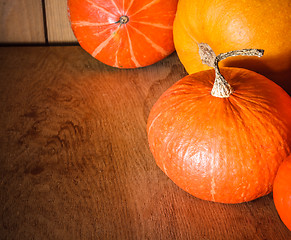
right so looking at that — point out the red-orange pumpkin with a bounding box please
[273,155,291,231]
[147,46,291,203]
[68,0,178,68]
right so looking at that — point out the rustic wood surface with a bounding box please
[0,0,45,44]
[45,0,77,44]
[0,46,290,240]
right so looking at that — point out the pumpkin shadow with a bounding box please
[224,57,291,96]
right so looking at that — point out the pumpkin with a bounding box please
[273,155,291,231]
[68,0,178,68]
[173,0,291,86]
[147,44,291,203]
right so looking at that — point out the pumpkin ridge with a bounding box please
[125,0,134,14]
[231,96,288,154]
[110,0,122,14]
[128,24,169,56]
[148,90,210,135]
[91,29,118,57]
[124,26,141,67]
[130,20,173,29]
[86,0,118,18]
[71,21,115,27]
[130,0,160,17]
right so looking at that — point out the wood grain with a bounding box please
[0,46,290,240]
[45,0,77,44]
[0,0,45,44]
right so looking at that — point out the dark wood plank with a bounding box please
[0,46,290,239]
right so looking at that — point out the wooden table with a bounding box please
[0,46,290,239]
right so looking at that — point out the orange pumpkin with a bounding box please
[273,155,291,231]
[68,0,178,68]
[147,45,291,203]
[173,0,291,87]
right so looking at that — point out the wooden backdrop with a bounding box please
[0,0,76,44]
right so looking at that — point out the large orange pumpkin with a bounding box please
[68,0,178,68]
[173,0,291,87]
[147,46,291,203]
[273,155,291,231]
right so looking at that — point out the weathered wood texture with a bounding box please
[0,0,76,44]
[0,47,290,239]
[0,0,45,44]
[45,0,77,44]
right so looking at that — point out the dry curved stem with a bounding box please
[198,43,264,98]
[198,43,216,68]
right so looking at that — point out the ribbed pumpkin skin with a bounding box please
[173,0,291,83]
[147,67,291,203]
[68,0,178,68]
[273,155,291,230]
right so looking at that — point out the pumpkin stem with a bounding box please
[198,43,264,98]
[116,15,129,27]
